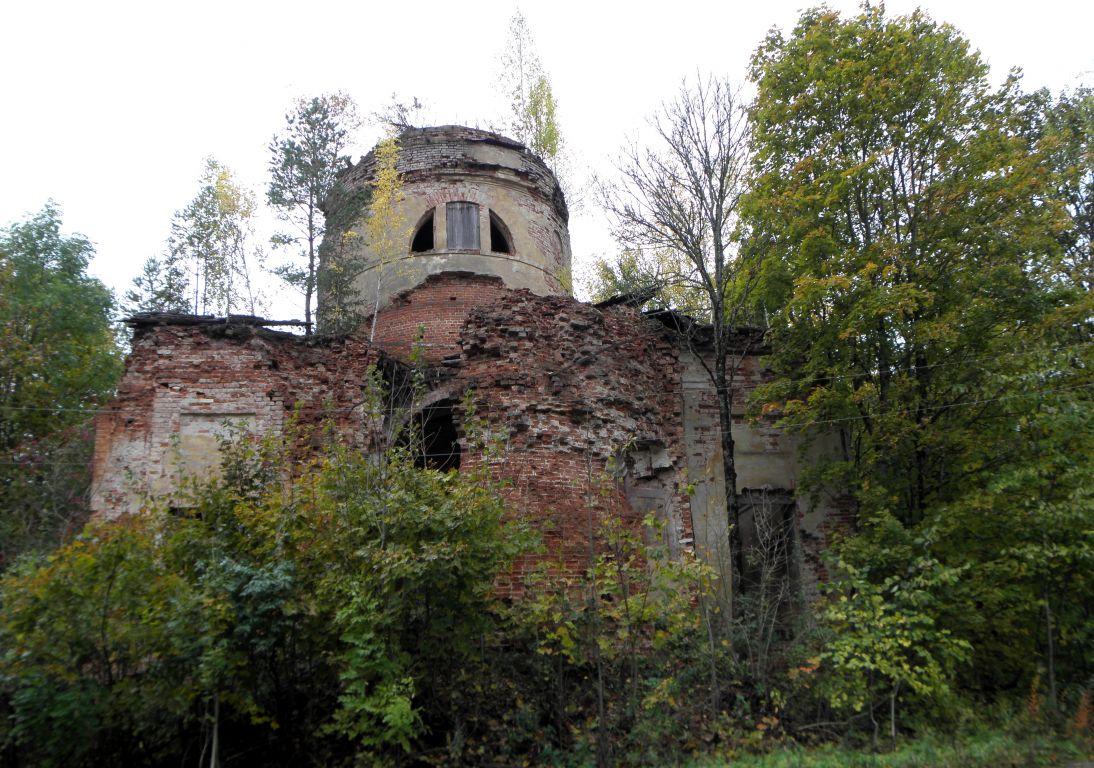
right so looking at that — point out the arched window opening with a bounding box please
[411,209,435,252]
[489,211,513,253]
[402,401,461,472]
[446,201,480,250]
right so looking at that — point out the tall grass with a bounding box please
[691,726,1090,768]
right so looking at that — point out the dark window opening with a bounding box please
[738,489,800,595]
[489,211,513,253]
[411,209,434,252]
[446,201,480,250]
[404,402,461,472]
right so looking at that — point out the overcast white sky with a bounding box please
[2,0,1091,316]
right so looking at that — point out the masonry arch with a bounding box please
[489,210,513,254]
[410,208,435,252]
[394,387,463,472]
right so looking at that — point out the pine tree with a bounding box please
[268,93,360,333]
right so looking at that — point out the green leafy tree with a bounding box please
[170,158,263,317]
[0,204,122,564]
[268,93,360,334]
[818,557,971,747]
[0,400,530,764]
[745,5,1091,705]
[1041,86,1094,293]
[746,5,1062,521]
[923,345,1094,703]
[311,441,521,753]
[0,516,203,766]
[315,182,372,335]
[526,75,560,162]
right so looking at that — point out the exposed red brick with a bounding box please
[372,272,507,364]
[92,322,390,516]
[94,277,845,593]
[457,291,692,588]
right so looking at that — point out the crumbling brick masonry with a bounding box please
[91,125,846,591]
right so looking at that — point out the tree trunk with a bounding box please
[1043,583,1058,712]
[890,680,900,747]
[305,203,316,336]
[714,354,741,614]
[209,694,221,768]
[305,238,315,336]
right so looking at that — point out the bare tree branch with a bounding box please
[600,75,764,623]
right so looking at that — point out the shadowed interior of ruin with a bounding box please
[489,212,512,253]
[406,401,460,472]
[411,210,434,252]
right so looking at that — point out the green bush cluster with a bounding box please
[2,419,1090,766]
[0,424,797,766]
[0,422,529,766]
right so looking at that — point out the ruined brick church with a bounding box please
[91,126,844,588]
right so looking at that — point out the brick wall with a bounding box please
[456,291,693,589]
[91,321,389,516]
[337,125,566,221]
[372,273,508,364]
[682,343,844,591]
[92,278,845,594]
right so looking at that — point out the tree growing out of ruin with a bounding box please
[123,253,191,315]
[364,136,408,342]
[499,11,542,147]
[315,186,372,335]
[495,10,587,216]
[498,11,562,166]
[268,92,361,334]
[170,158,263,316]
[372,93,426,132]
[600,76,762,621]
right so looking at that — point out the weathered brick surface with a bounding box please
[92,322,389,516]
[456,291,693,588]
[337,126,567,221]
[677,342,846,591]
[93,277,844,593]
[92,294,694,588]
[373,272,507,364]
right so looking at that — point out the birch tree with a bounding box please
[365,136,408,342]
[170,158,263,316]
[497,10,564,172]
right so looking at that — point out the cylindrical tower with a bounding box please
[321,125,571,322]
